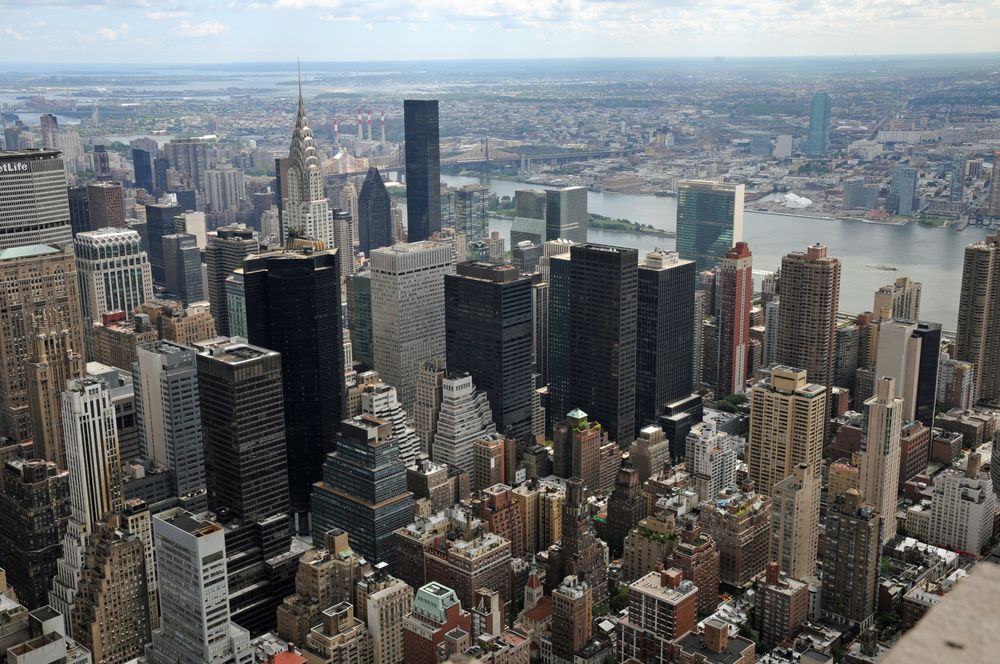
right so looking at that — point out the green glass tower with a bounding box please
[675,180,744,273]
[806,92,832,157]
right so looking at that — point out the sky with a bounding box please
[1,0,999,64]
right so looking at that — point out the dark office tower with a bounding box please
[806,92,832,157]
[86,181,125,230]
[67,186,91,236]
[162,233,204,305]
[821,490,880,629]
[347,271,374,371]
[0,458,70,609]
[244,249,344,532]
[547,478,609,604]
[675,180,745,273]
[205,224,259,336]
[403,99,441,242]
[636,250,696,432]
[39,113,58,149]
[195,338,290,533]
[714,242,753,397]
[144,202,181,283]
[512,241,542,274]
[445,262,534,439]
[567,244,638,446]
[912,322,942,427]
[545,187,588,243]
[93,144,111,178]
[531,274,549,385]
[605,466,646,556]
[0,149,73,250]
[776,244,841,390]
[547,252,572,432]
[358,166,392,254]
[152,156,169,194]
[172,189,197,212]
[311,415,414,566]
[515,189,546,220]
[194,337,296,635]
[132,148,154,193]
[274,156,289,235]
[164,138,209,193]
[956,232,1000,402]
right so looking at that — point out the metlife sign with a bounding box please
[0,162,30,174]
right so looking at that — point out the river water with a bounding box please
[442,174,987,330]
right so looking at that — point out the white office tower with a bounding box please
[361,381,421,467]
[50,377,123,631]
[929,453,995,555]
[874,320,920,417]
[74,227,154,323]
[282,83,334,247]
[134,341,208,511]
[859,377,903,544]
[762,299,780,367]
[430,372,496,477]
[339,180,360,248]
[370,241,455,412]
[685,421,740,501]
[204,163,246,213]
[145,508,255,664]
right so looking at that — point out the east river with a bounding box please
[441,174,989,331]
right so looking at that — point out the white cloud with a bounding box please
[3,26,26,41]
[96,22,129,41]
[174,19,230,37]
[146,10,191,20]
[318,13,359,21]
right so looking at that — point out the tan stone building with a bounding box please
[72,516,151,663]
[770,463,820,580]
[277,529,371,646]
[748,366,826,497]
[0,245,83,445]
[698,487,772,587]
[356,564,413,664]
[775,244,841,389]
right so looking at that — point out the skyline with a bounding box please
[2,0,999,64]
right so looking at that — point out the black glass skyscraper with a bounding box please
[143,202,181,283]
[445,262,534,439]
[358,166,392,254]
[195,338,296,634]
[132,148,154,193]
[153,156,169,194]
[636,251,696,433]
[243,249,344,532]
[551,244,639,446]
[68,186,91,237]
[912,321,942,428]
[195,339,289,534]
[311,415,414,566]
[403,99,441,242]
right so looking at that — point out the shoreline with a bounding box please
[457,174,924,230]
[745,207,911,227]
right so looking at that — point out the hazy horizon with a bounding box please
[2,0,998,64]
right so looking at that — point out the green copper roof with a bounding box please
[0,244,62,261]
